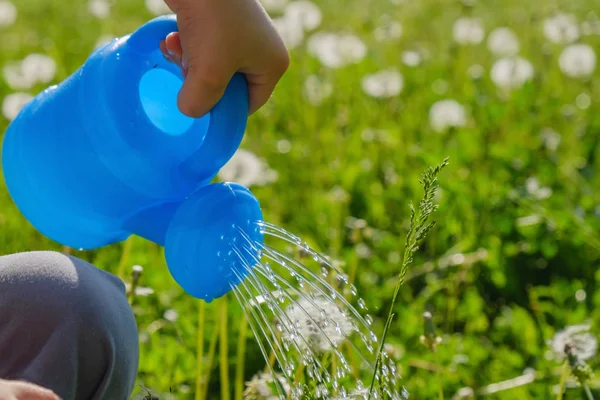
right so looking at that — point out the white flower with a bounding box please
[218,149,277,187]
[525,177,552,200]
[88,0,110,19]
[487,27,520,56]
[3,54,57,89]
[163,309,178,322]
[490,56,534,89]
[145,0,171,15]
[271,16,305,49]
[401,51,422,67]
[428,99,467,132]
[303,74,333,105]
[549,323,597,361]
[260,0,288,12]
[0,0,17,27]
[284,1,321,31]
[307,32,366,68]
[244,372,289,399]
[374,17,402,41]
[361,69,403,98]
[540,127,561,152]
[21,54,57,84]
[558,44,597,78]
[2,92,32,121]
[281,296,355,353]
[452,17,485,45]
[543,13,580,44]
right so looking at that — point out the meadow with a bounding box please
[1,0,600,398]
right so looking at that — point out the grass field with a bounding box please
[1,0,600,398]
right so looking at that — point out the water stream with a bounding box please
[225,220,409,399]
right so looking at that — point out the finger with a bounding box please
[246,79,277,115]
[12,381,60,400]
[177,64,231,118]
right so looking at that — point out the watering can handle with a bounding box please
[128,15,249,181]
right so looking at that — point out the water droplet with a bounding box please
[365,314,373,325]
[321,266,329,278]
[357,298,366,309]
[349,284,357,296]
[370,331,377,341]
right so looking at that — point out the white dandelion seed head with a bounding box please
[540,127,561,152]
[244,372,289,399]
[88,0,111,19]
[0,0,17,27]
[490,56,534,89]
[271,16,305,50]
[282,296,355,353]
[452,17,485,45]
[543,13,580,44]
[2,92,33,121]
[487,27,520,56]
[401,51,422,67]
[163,309,179,322]
[260,0,288,13]
[374,17,402,41]
[550,323,598,361]
[361,69,403,98]
[303,74,333,105]
[307,32,366,68]
[284,1,322,31]
[218,149,277,187]
[145,0,171,16]
[525,176,552,200]
[428,99,467,132]
[559,43,597,78]
[21,54,57,84]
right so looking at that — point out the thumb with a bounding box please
[177,62,233,118]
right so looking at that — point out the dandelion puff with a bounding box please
[284,0,321,31]
[549,323,598,361]
[163,309,178,322]
[543,13,580,44]
[21,54,57,84]
[490,56,533,89]
[303,74,333,105]
[2,92,33,121]
[361,69,403,98]
[282,296,354,353]
[374,17,402,41]
[307,32,366,68]
[244,372,290,399]
[272,16,305,49]
[218,149,277,187]
[88,0,111,19]
[0,0,17,27]
[145,0,171,16]
[401,51,422,67]
[540,127,561,152]
[428,99,467,132]
[260,0,288,13]
[3,63,31,89]
[452,17,485,45]
[558,44,597,78]
[487,27,520,56]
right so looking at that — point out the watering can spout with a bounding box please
[1,16,263,301]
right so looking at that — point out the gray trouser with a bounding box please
[0,251,139,400]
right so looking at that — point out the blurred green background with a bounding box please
[1,0,599,398]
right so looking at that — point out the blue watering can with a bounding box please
[1,15,264,302]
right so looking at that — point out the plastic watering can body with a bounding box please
[1,15,264,302]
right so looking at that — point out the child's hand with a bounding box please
[160,0,290,117]
[0,379,61,400]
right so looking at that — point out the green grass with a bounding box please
[1,0,600,398]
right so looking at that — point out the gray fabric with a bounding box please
[0,251,139,400]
